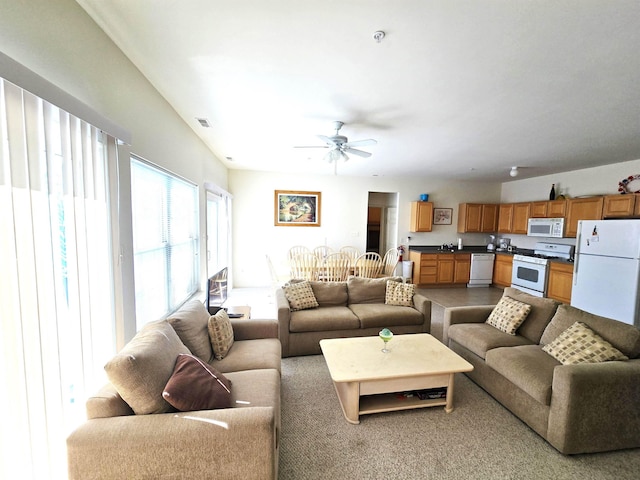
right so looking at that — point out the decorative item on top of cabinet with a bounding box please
[547,262,574,303]
[410,201,433,232]
[458,203,498,233]
[603,194,637,218]
[565,197,604,237]
[492,253,513,288]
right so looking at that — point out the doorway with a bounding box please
[366,192,399,255]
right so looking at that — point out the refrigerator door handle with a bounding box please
[573,229,581,285]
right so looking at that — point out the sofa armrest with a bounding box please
[276,288,291,356]
[547,359,640,454]
[442,305,495,346]
[232,318,279,340]
[68,406,278,480]
[412,293,432,333]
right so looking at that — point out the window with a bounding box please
[130,158,199,327]
[0,78,116,478]
[206,190,231,276]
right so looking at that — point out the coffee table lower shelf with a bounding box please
[359,393,447,416]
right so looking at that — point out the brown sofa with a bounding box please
[443,287,640,455]
[67,300,282,479]
[277,276,432,357]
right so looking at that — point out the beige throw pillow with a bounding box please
[208,309,235,360]
[283,280,319,311]
[104,320,190,415]
[542,321,629,365]
[385,280,415,307]
[486,296,532,335]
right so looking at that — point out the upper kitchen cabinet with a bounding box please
[498,202,530,234]
[458,203,498,233]
[530,201,548,218]
[547,199,567,217]
[565,197,604,237]
[410,201,433,232]
[603,194,638,218]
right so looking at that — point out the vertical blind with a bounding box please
[0,78,116,478]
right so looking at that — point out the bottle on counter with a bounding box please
[549,184,556,200]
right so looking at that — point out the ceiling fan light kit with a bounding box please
[510,166,519,177]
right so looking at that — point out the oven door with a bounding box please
[511,260,548,297]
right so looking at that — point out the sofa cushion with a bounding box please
[208,309,234,360]
[485,345,559,405]
[540,304,640,358]
[349,303,424,329]
[284,280,319,311]
[162,353,232,411]
[212,338,282,374]
[347,276,402,304]
[485,295,531,335]
[309,281,348,307]
[289,306,360,332]
[542,321,629,365]
[501,287,560,343]
[385,280,415,307]
[448,323,534,360]
[104,320,190,415]
[167,300,214,363]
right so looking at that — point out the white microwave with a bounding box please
[527,218,565,238]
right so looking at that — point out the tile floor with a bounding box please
[226,285,505,342]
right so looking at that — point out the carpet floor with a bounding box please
[279,355,640,480]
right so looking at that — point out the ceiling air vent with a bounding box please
[196,117,211,128]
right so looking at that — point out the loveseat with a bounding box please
[277,276,431,357]
[443,287,640,455]
[67,300,282,479]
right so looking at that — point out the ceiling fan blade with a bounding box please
[293,145,328,149]
[344,138,377,148]
[317,135,337,146]
[343,147,372,158]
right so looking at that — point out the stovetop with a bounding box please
[514,242,575,263]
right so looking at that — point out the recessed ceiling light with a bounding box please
[196,118,211,128]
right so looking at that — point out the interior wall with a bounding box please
[229,170,502,287]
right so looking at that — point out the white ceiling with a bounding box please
[76,0,640,181]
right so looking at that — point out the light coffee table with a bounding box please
[319,334,473,424]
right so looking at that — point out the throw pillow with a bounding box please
[283,280,319,311]
[208,309,235,360]
[167,300,214,363]
[104,320,190,415]
[385,280,415,307]
[162,353,232,411]
[542,321,629,365]
[486,296,532,335]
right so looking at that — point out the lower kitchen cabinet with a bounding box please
[409,251,470,286]
[547,262,574,304]
[492,254,513,287]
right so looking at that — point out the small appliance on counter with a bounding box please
[487,235,496,252]
[497,238,511,251]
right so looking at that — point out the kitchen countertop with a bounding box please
[408,245,574,264]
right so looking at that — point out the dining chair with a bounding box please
[313,245,333,260]
[288,245,311,261]
[339,246,361,267]
[289,252,319,281]
[379,247,400,277]
[321,252,351,282]
[353,252,382,278]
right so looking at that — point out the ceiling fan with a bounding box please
[295,121,377,173]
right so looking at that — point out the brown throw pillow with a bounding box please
[208,309,235,360]
[163,354,232,411]
[283,280,319,311]
[385,280,415,307]
[542,321,629,365]
[486,296,531,335]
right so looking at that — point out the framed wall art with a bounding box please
[433,208,453,225]
[274,190,321,227]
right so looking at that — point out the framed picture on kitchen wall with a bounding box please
[275,190,322,226]
[433,208,453,225]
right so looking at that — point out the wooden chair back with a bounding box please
[339,246,361,267]
[288,245,310,260]
[289,252,319,281]
[313,245,333,260]
[321,252,351,282]
[380,248,400,277]
[354,252,383,278]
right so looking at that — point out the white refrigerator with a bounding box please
[571,219,640,327]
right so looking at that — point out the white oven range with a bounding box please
[511,242,574,297]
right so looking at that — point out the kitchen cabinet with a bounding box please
[410,201,433,232]
[565,197,604,237]
[409,251,470,286]
[492,253,513,287]
[530,201,548,218]
[603,194,637,218]
[547,262,574,304]
[547,199,567,217]
[498,202,530,234]
[457,203,498,233]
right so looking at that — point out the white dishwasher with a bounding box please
[468,253,496,287]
